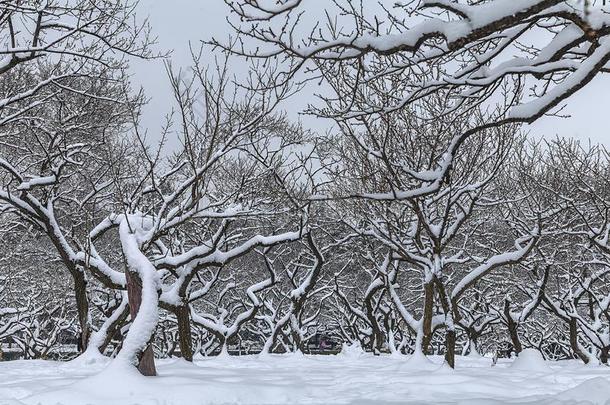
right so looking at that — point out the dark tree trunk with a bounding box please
[445,328,456,368]
[138,345,156,375]
[291,327,303,353]
[432,277,456,368]
[504,300,523,355]
[176,304,193,361]
[569,317,589,365]
[73,272,90,352]
[421,281,435,354]
[48,222,91,354]
[126,270,157,376]
[467,332,479,356]
[364,292,384,355]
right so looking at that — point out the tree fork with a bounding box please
[434,277,456,368]
[504,300,523,355]
[100,303,130,354]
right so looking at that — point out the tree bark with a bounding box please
[504,300,523,355]
[421,281,435,354]
[176,304,193,361]
[73,271,90,352]
[364,285,385,355]
[433,277,456,368]
[569,317,589,365]
[445,328,456,368]
[126,270,157,376]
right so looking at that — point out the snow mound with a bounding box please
[23,361,147,405]
[21,359,310,405]
[290,349,306,358]
[193,351,207,361]
[400,350,438,371]
[555,377,610,404]
[510,348,551,372]
[64,348,110,368]
[339,341,365,358]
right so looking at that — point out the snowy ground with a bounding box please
[1,349,610,405]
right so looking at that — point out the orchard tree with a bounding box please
[219,0,610,201]
[0,0,154,127]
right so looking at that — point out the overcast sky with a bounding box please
[132,1,610,147]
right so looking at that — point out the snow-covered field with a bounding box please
[1,349,610,405]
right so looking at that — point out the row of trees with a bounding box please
[2,0,610,377]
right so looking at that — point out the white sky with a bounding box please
[132,1,610,147]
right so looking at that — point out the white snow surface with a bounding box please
[1,353,610,404]
[510,349,552,373]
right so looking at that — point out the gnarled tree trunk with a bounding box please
[126,270,157,376]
